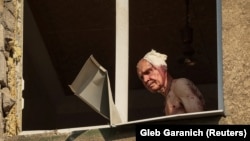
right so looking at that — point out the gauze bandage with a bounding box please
[143,49,167,67]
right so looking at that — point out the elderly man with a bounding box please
[136,49,205,115]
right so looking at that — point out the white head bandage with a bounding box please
[143,49,168,67]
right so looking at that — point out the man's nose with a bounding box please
[143,75,149,82]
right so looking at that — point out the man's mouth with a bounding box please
[147,81,154,88]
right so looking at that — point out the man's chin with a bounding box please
[147,87,160,93]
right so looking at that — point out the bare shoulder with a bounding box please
[174,78,194,86]
[172,78,201,97]
[172,78,205,112]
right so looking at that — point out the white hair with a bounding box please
[143,49,168,67]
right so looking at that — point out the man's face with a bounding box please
[137,59,165,93]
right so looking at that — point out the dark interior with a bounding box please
[23,0,219,130]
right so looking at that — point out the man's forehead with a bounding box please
[137,59,153,71]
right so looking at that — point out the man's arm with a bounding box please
[173,78,205,113]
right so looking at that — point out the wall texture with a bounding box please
[219,0,250,124]
[0,0,23,139]
[1,0,250,140]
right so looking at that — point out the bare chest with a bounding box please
[164,91,186,115]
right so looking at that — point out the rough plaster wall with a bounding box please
[0,0,23,138]
[219,0,250,124]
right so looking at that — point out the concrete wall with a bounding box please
[1,0,250,140]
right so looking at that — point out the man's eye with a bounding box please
[145,70,150,75]
[145,68,153,74]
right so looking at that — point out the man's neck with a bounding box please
[159,73,173,96]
